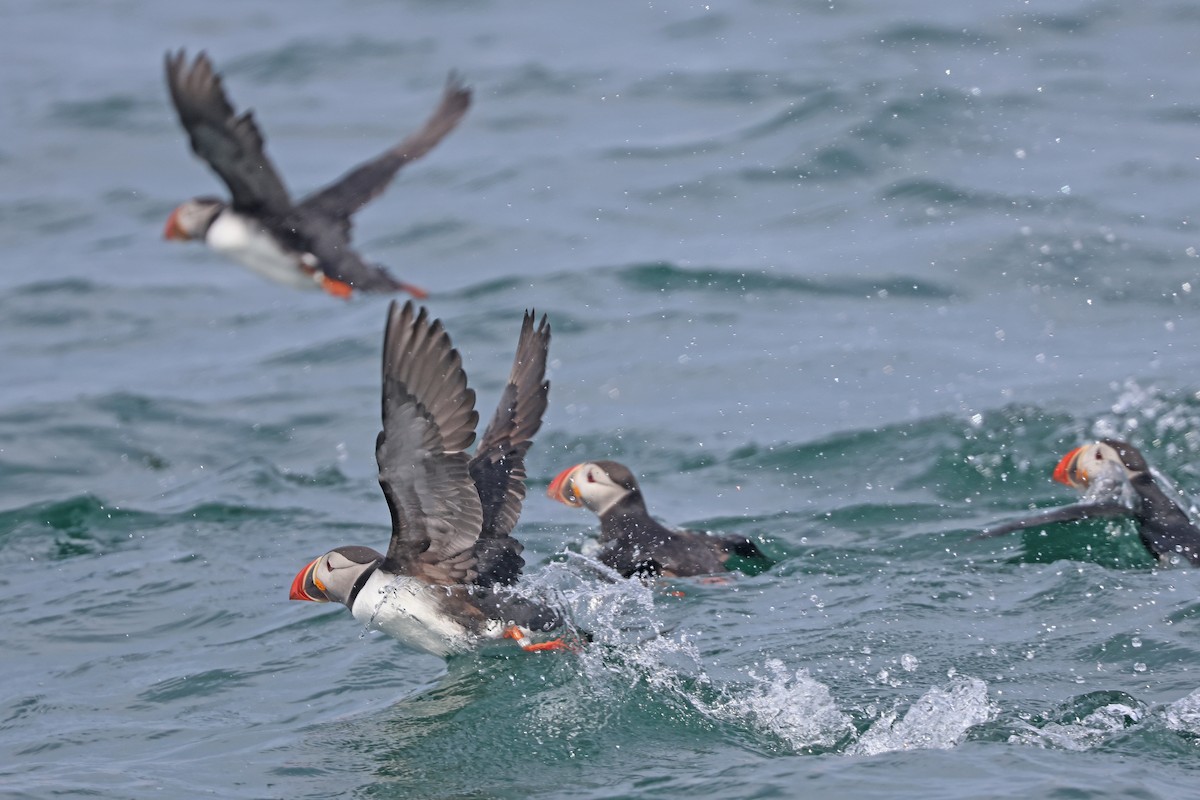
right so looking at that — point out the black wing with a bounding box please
[164,50,293,216]
[376,301,484,584]
[976,502,1134,539]
[296,74,471,228]
[467,311,551,588]
[1128,474,1200,563]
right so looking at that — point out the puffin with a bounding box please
[289,301,569,655]
[546,460,773,578]
[163,50,470,299]
[979,438,1200,566]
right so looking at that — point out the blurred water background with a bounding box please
[5,1,1200,797]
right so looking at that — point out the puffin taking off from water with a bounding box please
[546,460,772,578]
[163,50,470,299]
[290,301,569,656]
[979,438,1200,566]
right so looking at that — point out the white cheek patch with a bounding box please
[586,482,627,516]
[1080,459,1134,505]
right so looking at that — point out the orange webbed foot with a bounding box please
[503,626,577,653]
[399,282,428,300]
[319,275,354,299]
[521,639,572,652]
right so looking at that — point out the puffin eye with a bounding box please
[586,471,596,483]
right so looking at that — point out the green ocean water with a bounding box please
[6,1,1200,798]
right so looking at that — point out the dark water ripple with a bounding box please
[612,261,957,299]
[49,95,159,131]
[227,37,427,84]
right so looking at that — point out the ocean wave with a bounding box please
[0,492,308,562]
[49,95,157,132]
[614,261,956,299]
[227,37,427,84]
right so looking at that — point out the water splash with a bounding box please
[522,554,667,646]
[533,556,715,696]
[703,659,855,752]
[1162,688,1200,735]
[511,556,711,753]
[1094,379,1200,458]
[848,677,996,756]
[511,556,858,751]
[1089,379,1200,519]
[504,557,1002,757]
[1006,694,1145,752]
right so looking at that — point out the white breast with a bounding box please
[350,572,484,657]
[205,211,317,290]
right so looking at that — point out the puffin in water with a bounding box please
[546,460,773,578]
[163,50,470,299]
[290,301,569,655]
[979,438,1200,566]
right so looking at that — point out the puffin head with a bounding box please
[1053,438,1146,490]
[163,196,225,241]
[547,460,641,516]
[289,545,383,607]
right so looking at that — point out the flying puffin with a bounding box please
[163,50,470,299]
[979,438,1200,566]
[290,301,569,655]
[546,460,773,578]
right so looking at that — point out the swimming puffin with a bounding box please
[546,460,772,578]
[290,301,569,655]
[163,50,470,299]
[979,439,1200,566]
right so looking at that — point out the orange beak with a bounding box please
[163,207,189,241]
[289,557,322,601]
[547,465,583,507]
[1053,445,1087,488]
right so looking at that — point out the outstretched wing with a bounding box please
[376,301,484,584]
[296,74,471,227]
[976,502,1133,539]
[164,50,292,216]
[467,311,551,587]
